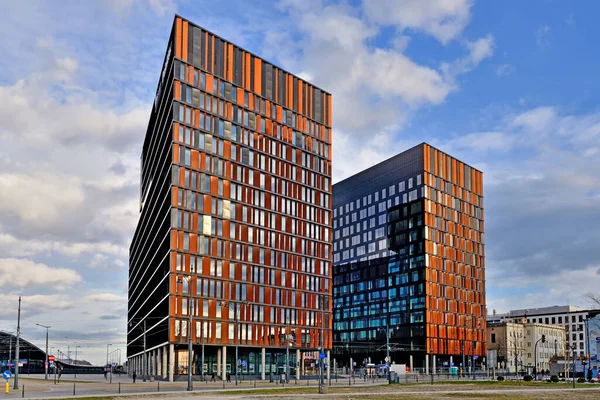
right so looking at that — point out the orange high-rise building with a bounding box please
[128,15,333,381]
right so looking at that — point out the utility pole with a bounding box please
[36,324,50,380]
[14,296,21,390]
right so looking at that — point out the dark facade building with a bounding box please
[127,15,333,381]
[332,143,485,372]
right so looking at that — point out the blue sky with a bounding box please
[0,0,599,364]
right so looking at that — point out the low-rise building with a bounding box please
[487,306,588,359]
[487,319,565,373]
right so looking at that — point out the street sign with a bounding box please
[2,371,12,381]
[49,362,55,368]
[320,353,326,359]
[385,357,389,362]
[595,337,600,342]
[241,360,247,367]
[48,355,55,362]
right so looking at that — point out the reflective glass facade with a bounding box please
[332,144,485,369]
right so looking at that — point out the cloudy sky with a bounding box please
[0,0,599,365]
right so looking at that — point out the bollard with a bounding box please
[254,380,256,388]
[158,382,160,392]
[22,384,24,398]
[73,383,75,396]
[223,379,225,389]
[307,377,310,387]
[5,381,8,395]
[118,382,121,394]
[349,376,351,386]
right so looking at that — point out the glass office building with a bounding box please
[127,15,333,381]
[332,143,485,372]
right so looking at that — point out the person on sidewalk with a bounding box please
[132,371,137,383]
[226,371,231,382]
[210,371,216,382]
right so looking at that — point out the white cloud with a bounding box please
[512,106,556,132]
[441,34,495,80]
[447,131,515,152]
[363,0,473,44]
[0,258,82,290]
[536,24,551,47]
[496,64,515,76]
[87,293,125,303]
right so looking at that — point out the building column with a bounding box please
[155,349,159,377]
[301,352,305,376]
[296,349,301,379]
[425,355,429,374]
[162,346,168,379]
[217,348,222,379]
[168,344,175,383]
[450,356,453,368]
[222,346,227,381]
[409,355,413,372]
[157,347,162,379]
[261,348,266,380]
[349,357,353,375]
[326,350,331,381]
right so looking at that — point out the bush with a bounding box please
[550,375,559,382]
[577,377,585,383]
[496,376,504,381]
[523,375,533,382]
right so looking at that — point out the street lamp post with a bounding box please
[430,348,434,385]
[36,324,50,380]
[75,346,81,379]
[178,276,194,391]
[220,300,248,386]
[472,318,481,381]
[378,326,393,383]
[14,296,21,390]
[106,344,112,383]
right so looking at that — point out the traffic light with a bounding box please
[541,334,546,343]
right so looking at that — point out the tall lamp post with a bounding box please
[220,300,248,386]
[36,324,50,380]
[472,318,481,380]
[14,296,21,390]
[177,276,194,391]
[74,345,81,379]
[106,344,112,383]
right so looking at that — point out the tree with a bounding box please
[584,292,600,309]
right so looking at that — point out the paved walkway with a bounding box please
[2,374,387,399]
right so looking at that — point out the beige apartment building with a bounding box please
[487,319,565,373]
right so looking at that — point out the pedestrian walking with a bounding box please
[104,369,108,380]
[226,371,231,382]
[210,371,216,382]
[132,371,137,383]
